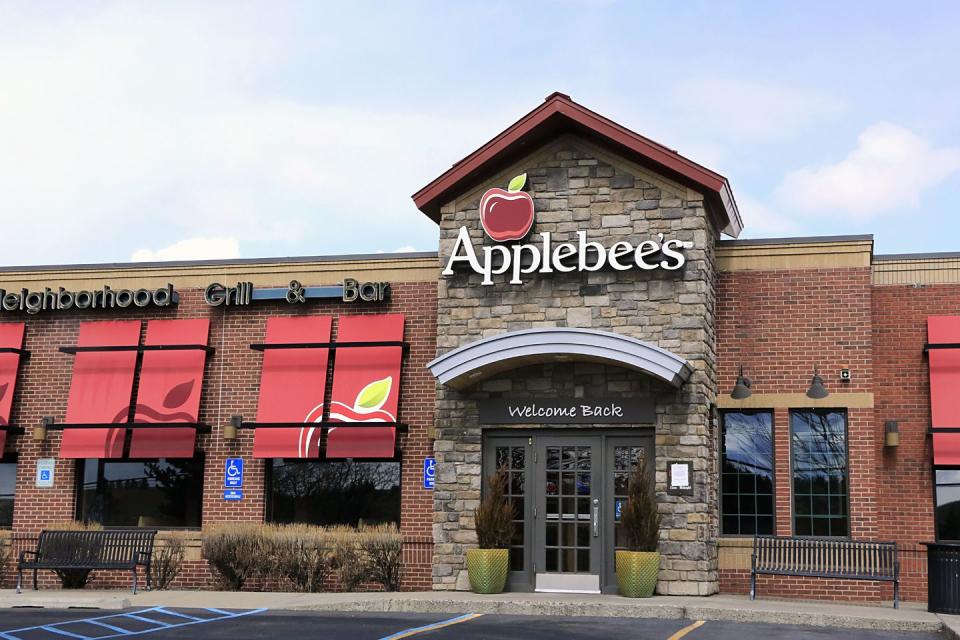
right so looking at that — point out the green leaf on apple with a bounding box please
[507,173,527,192]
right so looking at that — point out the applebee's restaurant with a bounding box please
[0,93,958,605]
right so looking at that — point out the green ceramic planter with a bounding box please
[466,548,509,594]
[616,550,660,598]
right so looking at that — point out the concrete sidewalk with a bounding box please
[1,589,957,636]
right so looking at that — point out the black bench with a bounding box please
[751,535,900,608]
[17,529,157,594]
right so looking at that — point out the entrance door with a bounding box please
[482,430,654,593]
[535,436,601,593]
[602,437,653,593]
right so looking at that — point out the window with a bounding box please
[791,410,848,537]
[495,445,526,572]
[268,459,400,527]
[720,412,774,535]
[0,457,16,528]
[77,459,203,528]
[935,470,960,541]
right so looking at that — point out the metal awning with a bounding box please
[427,327,692,390]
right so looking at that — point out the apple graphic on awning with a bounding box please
[479,173,534,242]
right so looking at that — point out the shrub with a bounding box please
[202,523,269,590]
[151,532,189,590]
[0,532,10,585]
[328,526,369,592]
[620,455,661,552]
[359,524,403,591]
[266,524,331,593]
[475,468,513,549]
[45,521,103,589]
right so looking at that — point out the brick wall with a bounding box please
[0,279,438,591]
[716,266,883,601]
[871,284,960,601]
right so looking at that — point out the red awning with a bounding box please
[929,317,960,429]
[326,314,404,459]
[0,323,26,453]
[60,321,141,459]
[934,433,960,465]
[252,316,333,459]
[128,319,210,458]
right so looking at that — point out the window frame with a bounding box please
[74,456,205,531]
[789,408,850,538]
[0,453,18,530]
[265,456,403,528]
[933,467,960,542]
[718,410,776,537]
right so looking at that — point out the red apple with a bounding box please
[480,173,534,242]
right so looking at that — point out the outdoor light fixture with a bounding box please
[34,416,52,442]
[730,365,752,400]
[224,415,240,441]
[806,367,829,399]
[885,420,900,447]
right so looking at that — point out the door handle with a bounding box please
[592,498,600,537]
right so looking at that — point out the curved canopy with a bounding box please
[427,327,693,390]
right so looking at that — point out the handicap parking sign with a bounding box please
[423,458,436,490]
[224,458,244,488]
[35,459,55,488]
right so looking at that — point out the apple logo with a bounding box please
[479,173,535,242]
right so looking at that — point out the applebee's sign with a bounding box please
[442,173,693,285]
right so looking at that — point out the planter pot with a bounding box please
[466,548,509,594]
[616,550,660,598]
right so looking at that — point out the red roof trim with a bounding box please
[412,93,741,236]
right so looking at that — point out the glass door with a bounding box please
[483,436,532,592]
[535,436,602,593]
[602,436,654,593]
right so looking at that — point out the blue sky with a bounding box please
[1,1,958,264]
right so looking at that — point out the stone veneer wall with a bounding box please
[431,135,721,594]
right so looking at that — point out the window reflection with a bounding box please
[936,470,960,541]
[791,410,848,537]
[269,459,400,527]
[78,459,203,528]
[0,460,15,528]
[720,412,774,535]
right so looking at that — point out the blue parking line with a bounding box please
[0,607,268,640]
[85,619,139,634]
[118,614,171,627]
[39,627,91,640]
[152,608,203,621]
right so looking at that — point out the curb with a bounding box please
[284,597,943,633]
[288,597,686,620]
[0,596,130,610]
[939,614,960,639]
[0,593,946,635]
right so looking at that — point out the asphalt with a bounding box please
[0,609,947,640]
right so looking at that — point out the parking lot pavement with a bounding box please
[0,609,947,640]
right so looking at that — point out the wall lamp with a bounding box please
[730,365,752,400]
[34,416,53,442]
[885,421,900,447]
[806,366,829,399]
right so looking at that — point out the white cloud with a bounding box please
[0,5,479,264]
[393,245,418,253]
[735,194,800,236]
[131,236,240,262]
[777,123,960,217]
[671,78,844,140]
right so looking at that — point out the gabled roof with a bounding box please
[412,92,742,237]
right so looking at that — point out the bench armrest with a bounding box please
[18,549,38,565]
[135,550,152,566]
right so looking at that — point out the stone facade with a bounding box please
[431,135,721,594]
